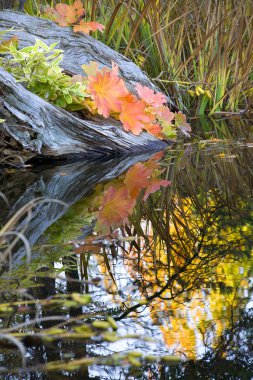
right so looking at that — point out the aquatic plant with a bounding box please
[0,117,252,376]
[4,1,252,114]
[74,0,253,115]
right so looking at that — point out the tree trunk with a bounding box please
[0,11,172,159]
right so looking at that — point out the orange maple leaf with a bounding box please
[144,123,163,139]
[73,21,105,34]
[87,67,128,117]
[52,3,77,26]
[124,162,153,198]
[72,0,85,17]
[96,186,136,230]
[143,179,171,201]
[135,84,167,107]
[45,1,105,35]
[119,96,152,135]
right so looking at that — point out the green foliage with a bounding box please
[1,39,88,109]
[4,1,253,114]
[0,37,187,139]
[83,0,253,115]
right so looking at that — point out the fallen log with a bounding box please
[0,10,172,158]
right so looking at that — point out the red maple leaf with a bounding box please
[135,84,167,107]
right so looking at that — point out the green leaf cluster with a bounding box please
[1,39,88,109]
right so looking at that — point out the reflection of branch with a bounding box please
[115,250,200,320]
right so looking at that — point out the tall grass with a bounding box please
[23,0,253,115]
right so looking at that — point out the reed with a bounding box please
[17,0,253,115]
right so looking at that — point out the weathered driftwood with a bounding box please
[0,68,167,156]
[0,10,171,157]
[0,152,158,266]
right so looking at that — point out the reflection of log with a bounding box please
[0,153,158,266]
[0,11,170,157]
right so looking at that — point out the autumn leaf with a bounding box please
[144,123,163,139]
[54,3,76,26]
[156,106,175,124]
[46,4,74,26]
[150,151,164,161]
[111,61,119,76]
[72,0,85,17]
[119,96,152,135]
[136,84,167,107]
[162,124,177,138]
[143,179,171,201]
[174,111,191,137]
[45,0,91,32]
[124,162,153,198]
[96,186,136,230]
[73,21,105,34]
[0,36,18,53]
[87,67,128,117]
[82,61,99,77]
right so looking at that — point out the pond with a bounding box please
[0,117,253,379]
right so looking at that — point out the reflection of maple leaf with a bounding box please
[175,111,191,137]
[124,163,153,198]
[73,21,105,34]
[87,69,128,117]
[143,179,171,201]
[97,186,136,229]
[136,84,167,107]
[150,151,164,161]
[119,97,152,135]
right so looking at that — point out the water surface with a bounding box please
[0,117,252,379]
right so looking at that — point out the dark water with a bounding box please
[0,117,253,379]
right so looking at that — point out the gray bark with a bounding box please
[0,10,173,102]
[0,68,167,157]
[0,11,172,158]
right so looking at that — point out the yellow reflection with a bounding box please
[122,194,252,359]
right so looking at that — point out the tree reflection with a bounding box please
[0,117,252,377]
